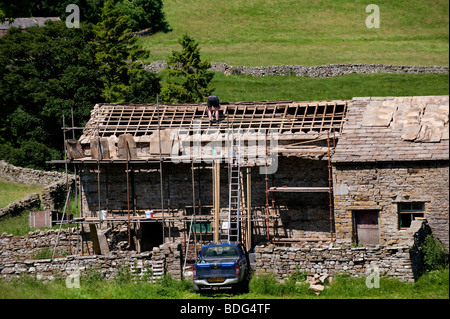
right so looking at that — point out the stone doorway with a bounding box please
[137,221,164,252]
[353,210,380,245]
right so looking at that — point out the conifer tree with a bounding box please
[160,34,214,103]
[92,0,159,102]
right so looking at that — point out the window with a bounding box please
[398,202,424,229]
[202,245,240,260]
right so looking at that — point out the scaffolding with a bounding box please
[54,99,346,258]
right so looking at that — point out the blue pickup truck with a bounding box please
[193,243,250,293]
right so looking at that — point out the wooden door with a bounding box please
[354,210,379,245]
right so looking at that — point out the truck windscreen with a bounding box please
[202,246,239,259]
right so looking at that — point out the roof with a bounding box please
[80,101,347,140]
[332,96,449,163]
[71,101,347,163]
[0,17,61,30]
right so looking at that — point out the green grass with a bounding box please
[319,269,449,299]
[139,0,449,66]
[0,180,42,209]
[0,180,43,236]
[0,269,448,299]
[0,211,31,236]
[210,72,449,102]
[0,180,78,236]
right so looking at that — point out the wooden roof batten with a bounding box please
[72,100,347,163]
[80,101,347,138]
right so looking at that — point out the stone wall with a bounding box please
[79,157,332,243]
[255,244,416,282]
[0,228,80,260]
[0,227,183,281]
[144,61,449,78]
[0,193,41,219]
[0,220,430,283]
[332,161,449,248]
[0,160,75,215]
[0,160,68,187]
[254,219,432,282]
[0,248,182,282]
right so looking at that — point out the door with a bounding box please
[353,210,379,245]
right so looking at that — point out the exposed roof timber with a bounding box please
[79,101,348,142]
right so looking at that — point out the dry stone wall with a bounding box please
[145,61,449,78]
[0,228,80,261]
[0,220,430,283]
[0,193,41,219]
[0,227,183,282]
[255,244,416,282]
[0,160,75,216]
[255,219,432,282]
[0,160,69,186]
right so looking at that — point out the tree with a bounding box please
[0,0,170,32]
[91,0,160,103]
[115,0,170,32]
[0,21,102,169]
[0,1,162,169]
[160,34,214,103]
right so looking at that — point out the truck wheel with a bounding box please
[240,278,250,294]
[232,280,248,294]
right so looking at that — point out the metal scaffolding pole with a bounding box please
[157,94,165,244]
[327,131,335,243]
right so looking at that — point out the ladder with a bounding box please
[220,136,242,243]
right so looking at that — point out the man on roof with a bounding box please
[206,95,221,125]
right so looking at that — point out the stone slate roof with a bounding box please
[332,96,449,163]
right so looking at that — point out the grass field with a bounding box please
[210,72,449,102]
[0,269,448,299]
[139,0,449,66]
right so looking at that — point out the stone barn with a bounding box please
[68,100,347,254]
[65,96,449,257]
[332,96,449,248]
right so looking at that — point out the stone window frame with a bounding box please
[397,202,425,229]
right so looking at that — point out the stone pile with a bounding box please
[290,273,332,295]
[152,242,183,280]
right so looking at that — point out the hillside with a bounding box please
[139,0,449,66]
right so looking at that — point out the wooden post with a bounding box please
[246,167,252,251]
[213,160,220,243]
[89,224,102,255]
[239,169,247,247]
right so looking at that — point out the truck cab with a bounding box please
[193,243,249,293]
